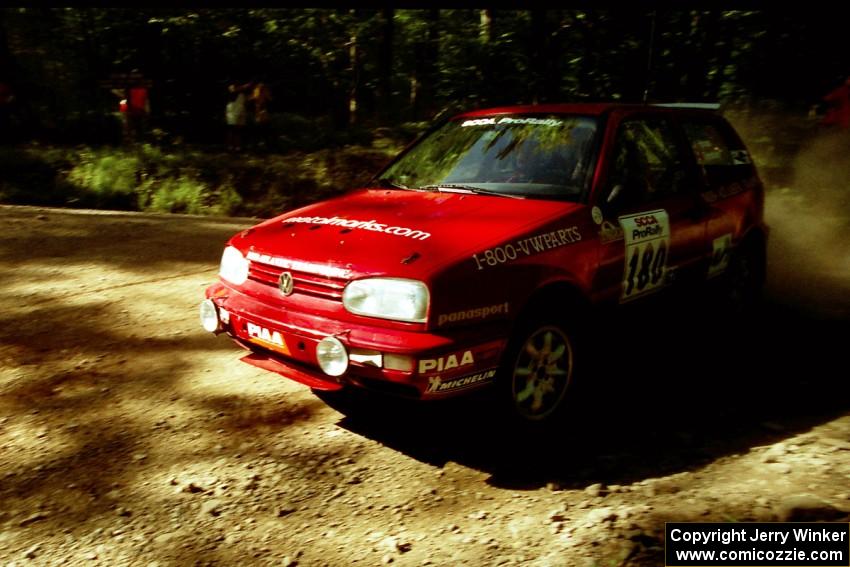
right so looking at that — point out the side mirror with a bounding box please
[607,183,624,205]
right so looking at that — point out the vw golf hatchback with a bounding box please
[201,103,767,422]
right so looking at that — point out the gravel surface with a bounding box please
[0,204,848,566]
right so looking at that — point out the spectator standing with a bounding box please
[110,72,151,144]
[250,79,273,150]
[111,87,131,143]
[225,83,249,151]
[822,77,850,130]
[126,84,150,142]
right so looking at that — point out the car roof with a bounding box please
[454,103,719,119]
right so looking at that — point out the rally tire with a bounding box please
[497,316,580,425]
[723,237,765,317]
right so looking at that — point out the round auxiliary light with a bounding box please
[316,336,349,377]
[199,299,220,333]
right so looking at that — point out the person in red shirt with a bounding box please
[822,77,850,130]
[111,79,150,144]
[126,85,150,142]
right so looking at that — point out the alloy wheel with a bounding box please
[511,325,574,421]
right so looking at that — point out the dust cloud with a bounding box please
[752,122,850,318]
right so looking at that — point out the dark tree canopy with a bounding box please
[0,8,847,144]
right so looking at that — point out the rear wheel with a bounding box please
[724,237,766,316]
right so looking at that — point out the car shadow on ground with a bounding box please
[328,296,850,490]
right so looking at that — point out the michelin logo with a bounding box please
[426,369,497,394]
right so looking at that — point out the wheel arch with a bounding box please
[512,279,592,331]
[739,224,767,250]
[496,278,590,423]
[738,225,768,282]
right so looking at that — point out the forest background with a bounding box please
[0,8,845,218]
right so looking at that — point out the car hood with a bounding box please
[234,188,583,280]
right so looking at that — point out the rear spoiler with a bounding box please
[653,102,721,110]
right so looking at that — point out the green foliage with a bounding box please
[147,177,207,214]
[67,152,141,209]
[1,8,844,219]
[0,142,400,218]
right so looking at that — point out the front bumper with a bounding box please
[204,282,508,399]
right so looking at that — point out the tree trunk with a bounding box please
[682,11,709,100]
[479,9,491,44]
[347,9,359,126]
[0,9,11,78]
[478,9,494,105]
[642,10,658,102]
[412,9,439,120]
[529,10,546,103]
[699,11,721,100]
[379,8,394,121]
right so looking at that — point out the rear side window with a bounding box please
[682,120,755,187]
[605,118,692,206]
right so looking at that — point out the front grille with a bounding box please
[248,261,346,301]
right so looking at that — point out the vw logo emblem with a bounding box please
[278,272,294,296]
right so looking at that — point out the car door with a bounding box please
[680,116,761,281]
[591,114,710,304]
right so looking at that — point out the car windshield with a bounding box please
[378,114,598,200]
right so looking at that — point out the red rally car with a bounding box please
[201,103,768,423]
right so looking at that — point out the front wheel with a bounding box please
[499,319,578,424]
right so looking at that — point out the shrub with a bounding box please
[148,177,206,214]
[0,133,404,218]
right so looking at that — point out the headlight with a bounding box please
[219,246,249,285]
[342,278,429,323]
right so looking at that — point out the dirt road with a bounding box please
[0,204,848,567]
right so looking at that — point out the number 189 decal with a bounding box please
[618,210,671,302]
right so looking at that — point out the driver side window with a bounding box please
[606,118,689,209]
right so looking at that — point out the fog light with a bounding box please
[384,353,415,372]
[199,299,220,333]
[316,336,348,377]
